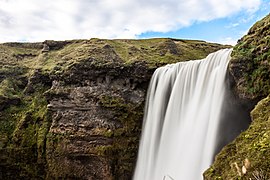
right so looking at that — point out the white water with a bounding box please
[133,49,232,180]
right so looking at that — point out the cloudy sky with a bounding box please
[0,0,269,45]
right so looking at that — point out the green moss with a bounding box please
[0,65,28,78]
[46,132,67,157]
[0,78,21,98]
[0,65,51,178]
[106,38,230,67]
[204,95,270,180]
[230,14,270,98]
[1,38,229,77]
[94,94,144,178]
[99,95,126,108]
[37,119,51,159]
[9,94,48,148]
[0,105,22,136]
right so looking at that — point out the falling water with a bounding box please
[133,49,232,180]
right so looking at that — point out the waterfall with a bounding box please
[133,49,232,180]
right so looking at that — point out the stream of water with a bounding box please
[133,49,232,180]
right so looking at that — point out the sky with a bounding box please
[0,0,269,45]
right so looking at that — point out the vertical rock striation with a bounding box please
[45,62,151,179]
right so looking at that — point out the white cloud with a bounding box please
[0,0,262,42]
[217,37,238,46]
[225,23,240,28]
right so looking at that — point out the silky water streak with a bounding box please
[133,49,232,180]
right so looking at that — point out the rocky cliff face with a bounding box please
[204,14,270,179]
[45,61,151,179]
[0,38,228,179]
[229,14,270,100]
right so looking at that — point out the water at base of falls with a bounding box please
[133,49,232,180]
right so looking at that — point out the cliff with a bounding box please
[204,14,270,179]
[0,38,229,179]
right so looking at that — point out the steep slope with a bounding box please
[0,38,229,179]
[204,14,270,180]
[229,14,270,100]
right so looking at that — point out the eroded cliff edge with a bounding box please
[0,38,228,179]
[204,14,270,179]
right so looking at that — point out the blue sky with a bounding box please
[0,0,269,45]
[139,1,270,45]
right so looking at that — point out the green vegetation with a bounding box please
[230,14,270,99]
[106,38,230,67]
[0,78,21,99]
[204,95,270,180]
[0,43,51,177]
[96,93,144,177]
[0,90,50,178]
[1,38,229,75]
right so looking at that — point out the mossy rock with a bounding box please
[204,95,270,180]
[229,13,270,99]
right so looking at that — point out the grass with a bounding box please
[1,38,229,75]
[0,79,20,98]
